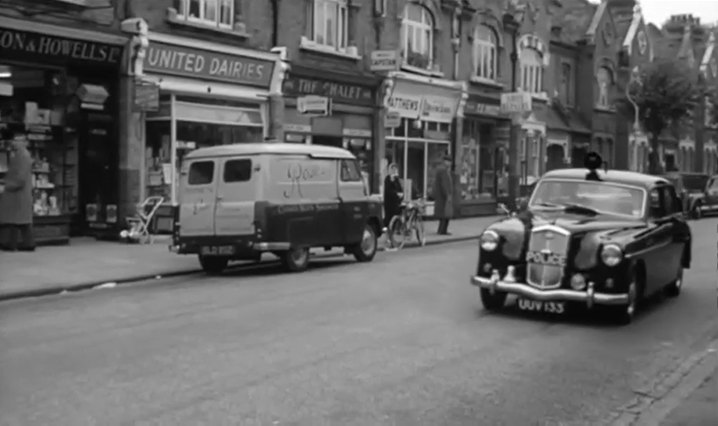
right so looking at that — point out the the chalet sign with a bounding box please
[282,74,374,106]
[0,28,122,66]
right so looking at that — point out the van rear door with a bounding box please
[179,159,218,237]
[214,156,257,236]
[337,159,368,244]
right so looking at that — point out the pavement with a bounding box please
[0,216,498,301]
[661,364,717,426]
[0,217,716,425]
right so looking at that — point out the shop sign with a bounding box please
[370,50,398,71]
[297,95,331,115]
[421,95,457,123]
[284,123,311,133]
[342,128,371,137]
[0,29,122,65]
[500,92,532,114]
[385,111,401,128]
[134,82,160,112]
[465,101,501,117]
[386,93,423,119]
[144,42,274,88]
[283,75,373,106]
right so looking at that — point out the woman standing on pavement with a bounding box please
[383,163,403,229]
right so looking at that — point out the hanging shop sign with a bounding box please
[0,28,123,66]
[144,41,275,88]
[384,111,401,128]
[370,50,399,72]
[297,95,331,115]
[134,81,160,112]
[500,92,532,114]
[282,74,373,106]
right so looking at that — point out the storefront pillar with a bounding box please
[267,93,285,141]
[117,74,143,224]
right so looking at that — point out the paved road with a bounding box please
[1,219,717,426]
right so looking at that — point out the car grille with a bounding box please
[526,225,570,289]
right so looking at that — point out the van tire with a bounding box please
[351,223,378,262]
[282,247,310,272]
[199,256,229,275]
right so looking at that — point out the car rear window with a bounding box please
[188,161,215,185]
[223,159,252,182]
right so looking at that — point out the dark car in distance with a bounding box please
[661,172,710,218]
[470,153,691,325]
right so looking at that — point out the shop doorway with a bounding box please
[78,113,118,235]
[546,144,565,171]
[571,145,588,167]
[312,135,343,147]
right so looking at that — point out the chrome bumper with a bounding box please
[470,275,629,307]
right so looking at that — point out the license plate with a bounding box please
[200,245,236,256]
[517,298,566,314]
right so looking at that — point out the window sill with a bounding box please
[299,37,361,60]
[166,9,251,38]
[400,64,444,78]
[469,77,503,88]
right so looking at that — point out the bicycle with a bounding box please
[387,199,426,250]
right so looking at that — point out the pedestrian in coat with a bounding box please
[0,135,35,251]
[432,155,454,235]
[383,163,403,229]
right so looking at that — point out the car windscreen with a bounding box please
[529,180,646,218]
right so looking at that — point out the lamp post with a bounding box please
[626,66,642,170]
[502,10,524,207]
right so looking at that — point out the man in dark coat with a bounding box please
[432,155,453,235]
[383,163,403,229]
[0,136,35,251]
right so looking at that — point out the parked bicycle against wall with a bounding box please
[387,199,426,250]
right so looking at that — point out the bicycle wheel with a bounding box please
[413,216,426,246]
[387,215,407,249]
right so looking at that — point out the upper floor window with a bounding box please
[519,48,543,94]
[311,0,348,50]
[560,63,571,105]
[473,25,497,80]
[177,0,233,29]
[596,67,613,108]
[401,3,434,69]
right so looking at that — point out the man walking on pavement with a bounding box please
[0,130,35,252]
[432,154,453,235]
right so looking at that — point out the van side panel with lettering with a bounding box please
[171,143,383,274]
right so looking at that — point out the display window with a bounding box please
[0,64,79,219]
[385,118,450,201]
[461,120,500,200]
[144,95,265,203]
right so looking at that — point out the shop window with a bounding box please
[473,25,498,80]
[519,48,543,94]
[425,142,447,200]
[340,159,362,182]
[177,0,234,29]
[310,0,349,51]
[188,161,215,185]
[223,159,252,182]
[401,3,435,70]
[596,67,613,109]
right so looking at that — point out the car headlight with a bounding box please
[600,244,623,267]
[480,230,499,251]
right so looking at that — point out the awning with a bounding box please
[539,104,592,135]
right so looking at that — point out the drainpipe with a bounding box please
[270,0,280,47]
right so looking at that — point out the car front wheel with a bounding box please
[282,246,310,272]
[480,288,508,311]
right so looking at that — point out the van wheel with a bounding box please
[352,224,378,262]
[198,256,229,275]
[691,202,702,219]
[282,247,310,272]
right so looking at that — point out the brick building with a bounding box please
[699,28,718,174]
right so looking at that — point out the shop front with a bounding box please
[678,138,695,172]
[628,132,649,172]
[382,72,465,216]
[0,17,126,244]
[461,95,510,215]
[705,138,717,174]
[280,65,380,192]
[137,32,286,204]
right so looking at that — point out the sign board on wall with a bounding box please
[0,28,123,66]
[282,74,373,106]
[500,92,532,114]
[134,82,160,112]
[297,95,330,115]
[465,101,501,117]
[143,41,275,88]
[385,79,460,123]
[370,50,398,71]
[385,111,401,128]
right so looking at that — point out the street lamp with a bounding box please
[502,9,524,207]
[625,66,642,171]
